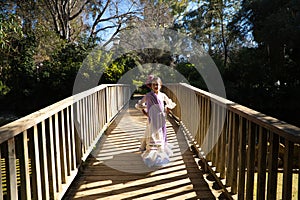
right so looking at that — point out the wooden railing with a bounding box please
[0,84,130,200]
[163,83,300,199]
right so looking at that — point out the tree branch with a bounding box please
[90,0,111,37]
[102,22,122,47]
[69,0,90,20]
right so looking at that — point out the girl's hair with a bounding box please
[145,75,154,88]
[151,77,162,85]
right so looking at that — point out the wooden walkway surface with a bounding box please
[63,98,224,200]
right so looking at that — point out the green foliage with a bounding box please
[224,0,300,126]
[0,13,24,98]
[40,42,89,100]
[0,13,23,51]
[101,53,137,84]
[179,0,239,56]
[231,0,300,80]
[224,47,270,103]
[169,0,189,17]
[224,45,300,126]
[175,62,206,89]
[0,81,10,95]
[77,47,114,88]
[6,33,37,94]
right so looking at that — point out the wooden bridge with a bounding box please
[0,83,299,199]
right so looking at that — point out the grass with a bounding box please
[251,172,299,199]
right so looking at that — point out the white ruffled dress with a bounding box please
[135,91,176,167]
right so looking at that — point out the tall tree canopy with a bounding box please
[0,0,299,127]
[230,0,300,83]
[226,0,300,125]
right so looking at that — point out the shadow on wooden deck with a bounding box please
[63,98,224,200]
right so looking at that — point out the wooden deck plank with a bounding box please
[63,99,221,199]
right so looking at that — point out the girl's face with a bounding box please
[151,80,161,93]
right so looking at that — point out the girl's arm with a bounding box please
[163,93,176,110]
[142,109,148,116]
[135,96,148,116]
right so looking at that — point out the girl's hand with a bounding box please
[142,109,148,117]
[166,107,170,114]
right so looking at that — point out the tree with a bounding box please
[0,12,23,95]
[179,0,241,68]
[230,0,300,83]
[225,0,300,126]
[36,0,140,45]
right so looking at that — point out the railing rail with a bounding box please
[0,84,131,200]
[163,83,300,199]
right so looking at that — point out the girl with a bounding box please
[135,76,176,167]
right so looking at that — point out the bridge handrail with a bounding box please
[0,84,126,144]
[181,83,300,142]
[163,83,300,199]
[0,84,131,199]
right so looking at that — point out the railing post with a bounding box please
[48,116,57,198]
[74,102,83,167]
[60,110,67,184]
[267,133,279,200]
[246,122,256,200]
[282,140,294,199]
[257,127,267,200]
[19,130,32,199]
[41,121,50,199]
[8,138,18,200]
[298,154,300,200]
[54,113,62,193]
[226,111,233,187]
[0,149,3,198]
[238,117,246,200]
[219,110,227,179]
[231,113,239,194]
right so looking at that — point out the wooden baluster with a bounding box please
[219,110,227,179]
[211,103,217,168]
[298,148,300,200]
[70,104,77,170]
[88,94,91,145]
[226,111,233,187]
[200,96,204,155]
[0,148,3,199]
[267,133,279,200]
[48,116,57,198]
[83,97,88,153]
[8,138,18,200]
[206,98,212,161]
[238,117,246,200]
[231,113,239,194]
[31,125,42,199]
[215,104,221,173]
[60,110,67,184]
[66,107,72,175]
[282,140,294,199]
[246,122,256,200]
[41,121,50,199]
[55,113,62,192]
[257,127,267,200]
[19,131,31,199]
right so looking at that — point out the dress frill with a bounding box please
[140,124,173,168]
[141,142,173,168]
[135,92,176,168]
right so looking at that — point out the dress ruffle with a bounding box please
[141,143,173,167]
[135,92,176,168]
